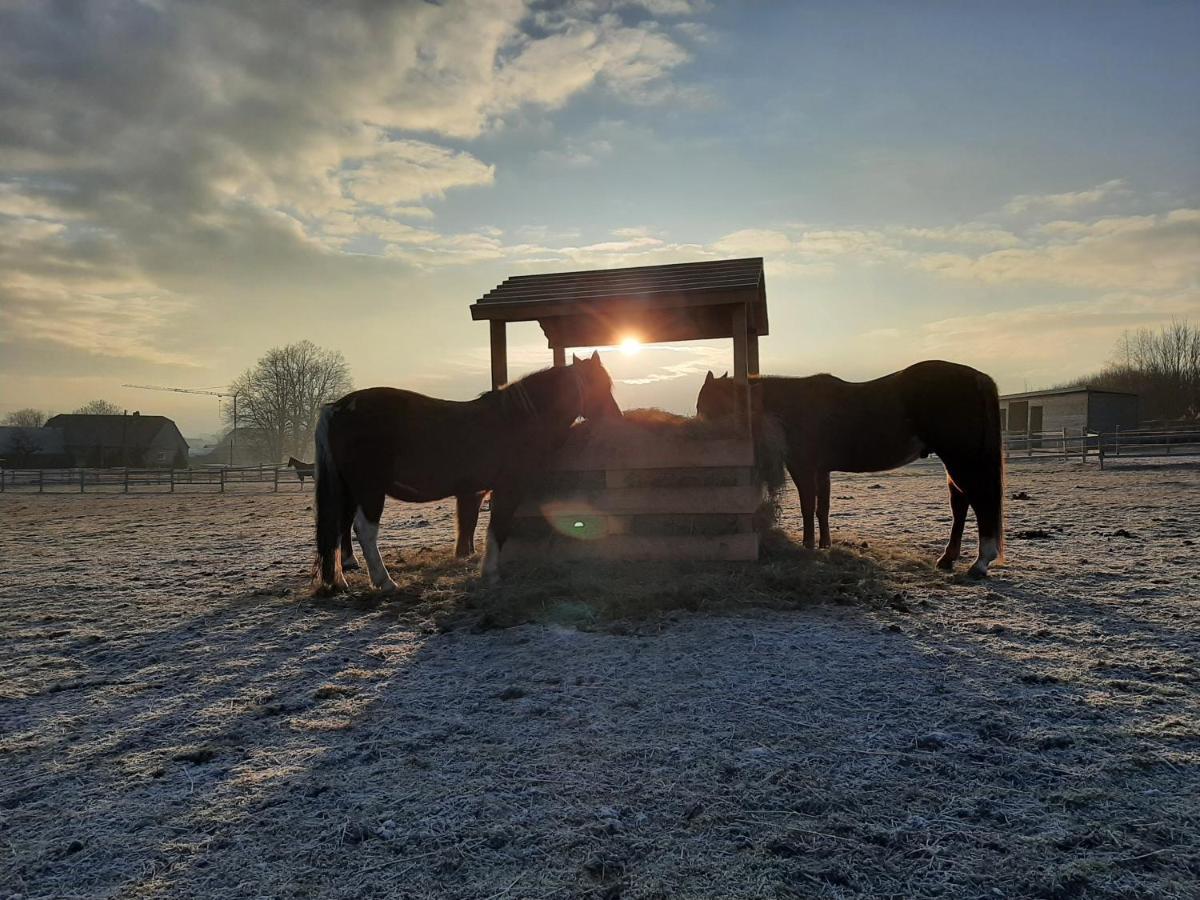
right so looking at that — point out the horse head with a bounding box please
[696,369,735,421]
[571,350,622,421]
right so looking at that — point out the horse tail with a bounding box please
[313,403,342,588]
[978,371,1006,562]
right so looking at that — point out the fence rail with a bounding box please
[1003,428,1200,466]
[0,464,314,494]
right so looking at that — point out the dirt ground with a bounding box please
[1,460,1198,899]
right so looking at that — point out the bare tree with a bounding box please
[1,429,41,466]
[228,341,352,463]
[1059,319,1200,422]
[3,408,46,428]
[74,399,123,415]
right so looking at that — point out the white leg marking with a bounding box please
[968,537,1000,578]
[481,532,501,584]
[354,509,396,592]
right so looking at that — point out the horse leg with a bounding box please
[817,470,832,549]
[481,488,520,584]
[352,493,398,593]
[454,491,484,558]
[791,465,817,549]
[936,477,969,570]
[339,495,359,571]
[943,458,1002,578]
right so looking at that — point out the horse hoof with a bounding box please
[935,556,955,571]
[341,557,360,571]
[966,564,989,580]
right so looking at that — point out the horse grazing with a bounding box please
[313,352,622,592]
[287,456,315,484]
[696,361,1004,577]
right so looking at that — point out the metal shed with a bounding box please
[470,257,769,562]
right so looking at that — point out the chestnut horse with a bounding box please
[314,352,621,591]
[697,360,1004,577]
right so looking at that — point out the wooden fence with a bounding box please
[1004,428,1200,467]
[0,464,313,494]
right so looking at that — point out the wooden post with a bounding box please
[490,320,508,389]
[747,332,760,376]
[124,467,129,493]
[38,470,44,493]
[170,468,175,493]
[731,304,751,434]
[1,467,5,493]
[553,346,566,368]
[273,467,279,492]
[220,468,225,493]
[80,468,85,493]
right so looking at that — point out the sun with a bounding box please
[619,336,642,355]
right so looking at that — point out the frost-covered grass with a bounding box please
[1,460,1198,898]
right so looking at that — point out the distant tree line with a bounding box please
[1057,320,1200,423]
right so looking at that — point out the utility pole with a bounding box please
[123,384,240,466]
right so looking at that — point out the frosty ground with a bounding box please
[1,460,1198,899]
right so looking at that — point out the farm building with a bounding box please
[999,388,1139,435]
[43,413,189,468]
[471,257,767,563]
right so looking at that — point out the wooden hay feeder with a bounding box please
[470,257,768,562]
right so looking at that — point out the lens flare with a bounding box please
[620,337,641,355]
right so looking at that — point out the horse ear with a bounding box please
[590,350,600,364]
[722,371,729,379]
[572,353,581,365]
[705,370,714,385]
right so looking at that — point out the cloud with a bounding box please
[911,209,1200,291]
[1003,179,1130,215]
[0,0,705,366]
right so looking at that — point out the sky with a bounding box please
[1,0,1197,436]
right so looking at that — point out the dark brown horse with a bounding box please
[697,360,1004,577]
[287,456,315,484]
[314,352,621,591]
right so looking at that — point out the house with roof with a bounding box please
[43,413,189,468]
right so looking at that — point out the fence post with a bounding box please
[1114,427,1120,457]
[273,467,279,492]
[170,468,175,493]
[80,468,85,493]
[38,469,44,493]
[220,468,225,493]
[124,467,129,493]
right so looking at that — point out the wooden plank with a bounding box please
[502,533,759,563]
[489,257,762,290]
[470,288,760,321]
[606,514,755,536]
[550,436,754,471]
[480,271,763,303]
[489,320,507,389]
[515,485,763,517]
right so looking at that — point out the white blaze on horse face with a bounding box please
[353,509,396,591]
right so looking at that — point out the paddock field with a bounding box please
[1,461,1198,899]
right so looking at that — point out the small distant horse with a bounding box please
[314,352,621,592]
[697,361,1004,577]
[287,457,315,484]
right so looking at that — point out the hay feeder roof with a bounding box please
[470,257,767,348]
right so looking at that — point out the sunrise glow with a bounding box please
[620,337,642,356]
